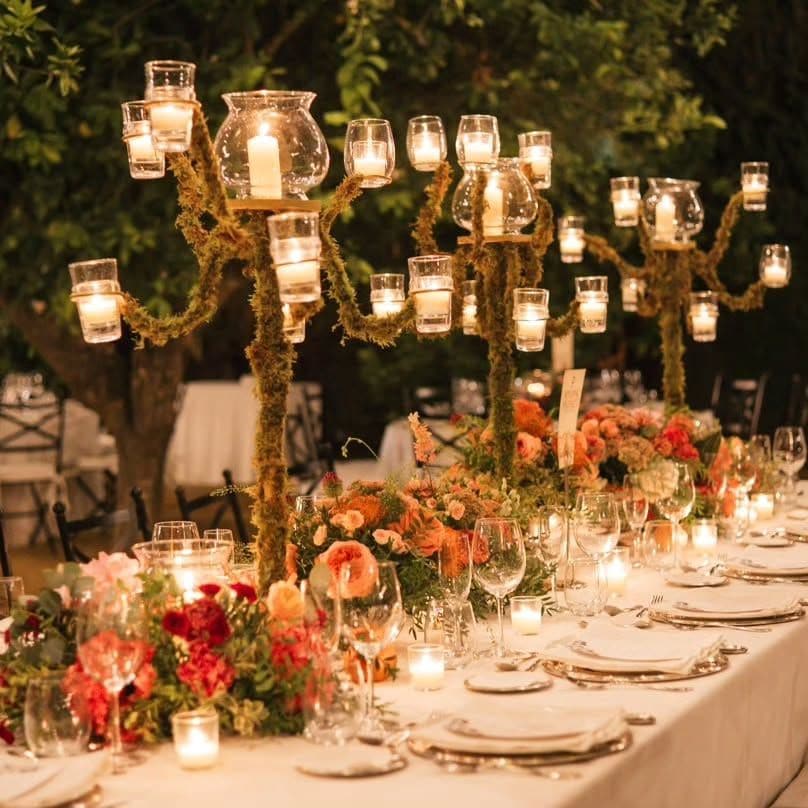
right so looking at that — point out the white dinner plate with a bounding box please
[665,572,728,587]
[295,746,406,778]
[743,535,793,548]
[464,672,553,694]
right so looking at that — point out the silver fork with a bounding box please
[635,593,663,620]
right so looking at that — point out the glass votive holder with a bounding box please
[604,548,630,596]
[408,255,453,334]
[406,116,446,172]
[344,119,395,188]
[621,277,645,313]
[267,212,321,303]
[610,177,641,227]
[121,101,165,179]
[558,215,585,263]
[172,709,219,770]
[455,114,499,167]
[24,672,91,757]
[407,642,445,690]
[462,280,478,335]
[510,595,542,635]
[682,519,718,571]
[759,244,791,288]
[563,557,607,616]
[517,130,552,190]
[741,161,769,212]
[575,276,608,334]
[513,288,549,352]
[68,258,123,344]
[282,304,306,344]
[689,291,718,343]
[370,273,405,317]
[144,60,196,153]
[750,491,775,521]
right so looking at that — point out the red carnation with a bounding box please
[24,614,40,632]
[0,720,13,745]
[184,598,231,647]
[270,625,310,674]
[230,582,257,603]
[177,641,236,698]
[162,609,192,639]
[198,583,221,598]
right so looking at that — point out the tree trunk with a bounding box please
[658,251,689,410]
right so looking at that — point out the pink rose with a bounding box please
[516,431,544,462]
[81,552,141,594]
[331,509,364,535]
[313,524,328,546]
[447,500,466,521]
[318,540,378,598]
[267,580,305,623]
[372,529,401,546]
[426,498,437,510]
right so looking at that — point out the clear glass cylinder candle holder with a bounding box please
[144,60,196,153]
[282,304,306,344]
[604,548,630,596]
[741,161,769,212]
[575,276,608,334]
[759,244,791,288]
[407,643,445,690]
[214,91,329,199]
[621,276,645,313]
[172,710,219,770]
[610,176,640,227]
[455,114,500,167]
[642,178,704,245]
[121,101,165,179]
[513,288,549,352]
[267,212,322,303]
[689,291,718,342]
[517,130,552,190]
[510,595,542,635]
[681,519,718,572]
[408,255,453,334]
[370,273,405,317]
[406,116,446,172]
[462,279,478,335]
[68,259,122,344]
[558,215,585,263]
[452,161,537,235]
[750,491,775,521]
[344,119,395,189]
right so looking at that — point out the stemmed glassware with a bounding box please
[656,462,695,569]
[773,426,806,503]
[152,521,199,542]
[471,518,526,658]
[535,507,566,607]
[437,532,473,666]
[340,560,404,742]
[621,475,649,567]
[75,590,145,772]
[573,492,621,560]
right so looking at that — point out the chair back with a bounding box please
[0,511,12,576]
[711,373,768,439]
[285,390,334,496]
[175,469,250,543]
[786,374,808,430]
[0,398,65,471]
[52,501,97,563]
[130,487,152,541]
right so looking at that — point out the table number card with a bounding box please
[557,368,586,469]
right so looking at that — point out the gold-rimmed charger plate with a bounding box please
[651,607,805,626]
[724,568,808,584]
[543,653,728,684]
[408,730,632,767]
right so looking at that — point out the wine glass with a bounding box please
[471,518,526,658]
[76,590,145,771]
[535,507,566,607]
[774,426,807,503]
[621,475,649,567]
[152,521,199,542]
[0,576,24,617]
[437,531,473,664]
[573,492,620,560]
[302,562,341,660]
[295,495,329,518]
[340,561,404,741]
[656,462,695,569]
[729,441,757,493]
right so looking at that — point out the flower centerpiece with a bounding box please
[0,553,324,746]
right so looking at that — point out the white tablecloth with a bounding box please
[99,496,808,807]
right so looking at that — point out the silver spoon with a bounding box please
[572,680,693,693]
[496,655,541,672]
[434,756,580,780]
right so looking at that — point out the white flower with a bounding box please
[313,524,328,547]
[637,458,678,502]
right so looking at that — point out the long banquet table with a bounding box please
[101,500,808,808]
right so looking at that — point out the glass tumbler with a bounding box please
[24,673,91,757]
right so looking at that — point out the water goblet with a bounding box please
[573,492,620,560]
[472,518,526,658]
[773,426,806,504]
[621,475,649,567]
[656,462,695,569]
[535,507,566,606]
[563,557,607,616]
[641,520,680,572]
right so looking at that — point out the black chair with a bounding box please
[52,501,97,563]
[785,374,808,430]
[130,487,151,541]
[286,393,334,496]
[711,373,768,439]
[0,511,13,577]
[175,469,250,543]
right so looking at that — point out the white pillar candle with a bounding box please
[578,297,607,333]
[612,191,639,224]
[408,643,445,690]
[462,302,478,333]
[78,294,119,328]
[247,128,282,198]
[690,306,717,342]
[742,176,768,207]
[414,289,452,317]
[750,492,775,521]
[510,597,543,634]
[605,553,629,595]
[353,141,387,177]
[762,258,788,287]
[560,232,585,262]
[515,315,547,351]
[276,261,321,288]
[483,179,504,236]
[691,523,718,551]
[412,132,442,169]
[526,145,550,178]
[150,103,193,138]
[462,133,494,163]
[372,299,405,317]
[128,133,159,161]
[654,194,676,241]
[172,712,219,770]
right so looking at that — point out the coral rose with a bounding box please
[580,419,600,439]
[439,528,470,578]
[599,418,620,440]
[337,495,384,529]
[318,540,378,598]
[372,529,400,546]
[331,509,365,535]
[285,543,299,582]
[514,399,553,438]
[411,517,445,557]
[447,500,465,521]
[267,580,305,622]
[516,431,544,462]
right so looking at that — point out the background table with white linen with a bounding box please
[377,417,462,478]
[100,528,808,807]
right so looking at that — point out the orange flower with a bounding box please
[337,494,384,529]
[514,399,553,438]
[318,540,378,598]
[439,528,470,578]
[411,517,445,557]
[408,412,437,465]
[344,644,398,684]
[284,543,299,582]
[516,431,544,462]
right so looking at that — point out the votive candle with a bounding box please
[172,710,219,770]
[510,596,543,634]
[605,549,629,596]
[751,492,775,521]
[408,643,445,690]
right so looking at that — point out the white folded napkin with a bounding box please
[295,744,397,776]
[727,545,808,576]
[539,624,723,675]
[412,706,626,755]
[661,588,799,620]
